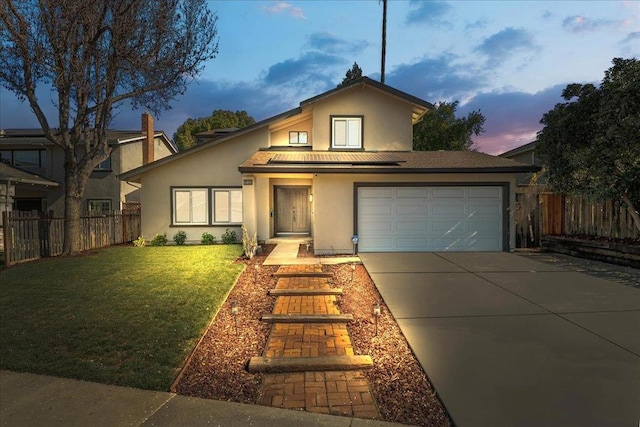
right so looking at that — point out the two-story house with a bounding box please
[0,113,176,216]
[120,78,538,253]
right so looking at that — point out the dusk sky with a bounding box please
[1,1,638,154]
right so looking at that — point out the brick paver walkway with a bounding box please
[255,265,380,419]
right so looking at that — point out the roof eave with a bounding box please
[239,165,542,174]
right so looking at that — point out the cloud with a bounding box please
[262,2,306,19]
[475,28,538,66]
[386,54,488,102]
[305,32,369,55]
[621,31,640,45]
[562,15,631,33]
[406,0,453,28]
[465,19,488,31]
[458,84,567,154]
[263,51,343,86]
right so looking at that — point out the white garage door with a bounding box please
[357,186,503,252]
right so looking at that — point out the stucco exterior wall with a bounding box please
[311,87,414,151]
[311,172,517,254]
[269,118,313,148]
[140,128,267,242]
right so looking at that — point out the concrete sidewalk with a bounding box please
[0,370,402,427]
[263,239,359,266]
[360,252,640,427]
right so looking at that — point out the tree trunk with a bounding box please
[622,192,640,233]
[62,169,90,255]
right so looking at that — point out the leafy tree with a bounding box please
[174,109,255,151]
[337,62,363,88]
[0,0,219,255]
[413,101,485,151]
[536,58,640,232]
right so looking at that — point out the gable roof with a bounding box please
[239,150,541,174]
[0,162,59,187]
[120,77,434,182]
[499,141,536,158]
[0,129,177,153]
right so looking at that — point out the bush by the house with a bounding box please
[201,232,216,245]
[221,229,237,244]
[150,233,168,246]
[133,236,146,247]
[173,230,187,245]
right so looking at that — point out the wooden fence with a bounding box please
[2,210,141,266]
[515,190,639,248]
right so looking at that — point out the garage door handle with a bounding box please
[292,206,296,222]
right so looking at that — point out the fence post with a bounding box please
[2,211,10,267]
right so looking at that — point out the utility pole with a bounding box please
[381,0,387,84]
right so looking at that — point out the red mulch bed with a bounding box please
[173,244,452,426]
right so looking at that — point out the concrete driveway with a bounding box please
[359,252,640,427]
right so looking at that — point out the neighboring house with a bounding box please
[121,77,538,253]
[0,113,176,215]
[499,141,545,186]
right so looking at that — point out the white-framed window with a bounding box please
[213,189,243,224]
[88,199,111,213]
[173,188,209,225]
[331,116,362,149]
[289,131,308,145]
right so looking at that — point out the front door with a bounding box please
[274,186,311,235]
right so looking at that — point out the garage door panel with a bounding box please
[359,220,393,234]
[432,203,465,217]
[433,187,466,198]
[469,187,502,198]
[396,221,428,234]
[397,188,429,198]
[360,204,393,216]
[360,188,393,198]
[358,185,503,252]
[396,204,428,215]
[396,238,429,249]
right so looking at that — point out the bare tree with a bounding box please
[0,0,219,254]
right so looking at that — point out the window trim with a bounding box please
[330,115,364,150]
[172,187,210,225]
[170,186,243,227]
[289,131,308,145]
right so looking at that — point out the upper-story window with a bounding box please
[0,149,47,169]
[289,131,308,145]
[95,156,111,171]
[331,116,362,149]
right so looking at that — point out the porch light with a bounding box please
[373,303,381,336]
[231,300,239,335]
[309,193,313,203]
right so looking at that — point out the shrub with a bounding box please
[173,230,187,245]
[241,224,258,259]
[149,233,168,246]
[201,232,216,245]
[133,236,146,247]
[221,228,237,244]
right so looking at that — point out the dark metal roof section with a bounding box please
[269,152,405,165]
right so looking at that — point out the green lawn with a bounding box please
[0,245,244,391]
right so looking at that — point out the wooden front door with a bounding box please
[274,186,311,235]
